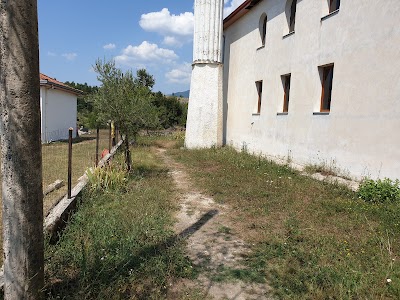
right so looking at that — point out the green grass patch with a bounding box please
[169,146,400,299]
[44,146,196,299]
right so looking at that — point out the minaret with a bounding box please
[185,0,224,148]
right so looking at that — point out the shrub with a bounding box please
[357,178,400,203]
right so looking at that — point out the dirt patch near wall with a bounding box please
[156,148,273,300]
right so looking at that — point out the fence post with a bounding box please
[108,121,112,151]
[68,128,73,199]
[111,121,116,147]
[95,127,99,167]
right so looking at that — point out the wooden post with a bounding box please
[95,127,99,167]
[68,128,73,199]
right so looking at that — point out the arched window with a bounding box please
[288,0,297,33]
[259,14,268,46]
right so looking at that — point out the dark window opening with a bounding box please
[261,16,267,45]
[329,0,340,13]
[289,0,297,32]
[282,74,291,113]
[320,65,334,112]
[256,81,263,114]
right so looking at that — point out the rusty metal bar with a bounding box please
[95,127,99,167]
[68,128,73,199]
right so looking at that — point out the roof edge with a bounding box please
[40,81,83,96]
[40,73,83,96]
[223,0,262,29]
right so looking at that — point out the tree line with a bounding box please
[65,63,187,132]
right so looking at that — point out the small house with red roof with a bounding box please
[40,73,82,142]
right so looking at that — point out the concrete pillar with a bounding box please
[0,0,44,298]
[185,0,224,148]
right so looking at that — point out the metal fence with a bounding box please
[41,126,118,215]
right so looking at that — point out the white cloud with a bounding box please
[62,53,77,61]
[47,51,56,57]
[163,36,183,48]
[140,8,194,36]
[224,0,245,17]
[139,8,194,47]
[103,43,116,50]
[165,62,192,84]
[115,41,178,67]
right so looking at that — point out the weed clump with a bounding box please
[86,165,127,192]
[358,178,400,203]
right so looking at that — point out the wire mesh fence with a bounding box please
[42,127,116,214]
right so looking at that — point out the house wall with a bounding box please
[223,0,400,180]
[40,87,77,142]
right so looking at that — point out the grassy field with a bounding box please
[44,145,195,299]
[166,145,400,299]
[1,133,399,299]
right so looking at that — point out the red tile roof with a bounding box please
[40,73,83,95]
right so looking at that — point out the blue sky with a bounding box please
[38,0,244,94]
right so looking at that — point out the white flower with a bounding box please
[386,278,392,283]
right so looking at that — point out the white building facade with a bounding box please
[40,74,80,142]
[222,0,400,180]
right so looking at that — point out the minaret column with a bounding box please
[185,0,224,148]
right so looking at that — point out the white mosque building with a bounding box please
[186,0,400,180]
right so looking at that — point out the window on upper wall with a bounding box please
[288,0,298,33]
[282,74,291,113]
[320,64,334,112]
[329,0,340,13]
[255,81,263,114]
[259,13,268,47]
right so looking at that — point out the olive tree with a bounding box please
[92,59,159,171]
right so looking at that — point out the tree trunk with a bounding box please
[125,132,131,172]
[0,1,44,299]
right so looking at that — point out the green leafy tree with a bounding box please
[91,59,159,171]
[152,91,187,128]
[135,68,155,89]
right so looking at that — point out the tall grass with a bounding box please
[44,147,195,299]
[169,146,400,299]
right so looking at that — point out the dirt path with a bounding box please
[156,148,273,300]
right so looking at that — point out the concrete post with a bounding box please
[0,0,44,298]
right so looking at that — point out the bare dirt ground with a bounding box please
[156,148,273,300]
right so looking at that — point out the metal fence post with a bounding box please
[108,121,112,151]
[68,127,73,199]
[95,127,100,167]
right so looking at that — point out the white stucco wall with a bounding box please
[223,0,400,180]
[40,87,77,142]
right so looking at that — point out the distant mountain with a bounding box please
[170,90,190,98]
